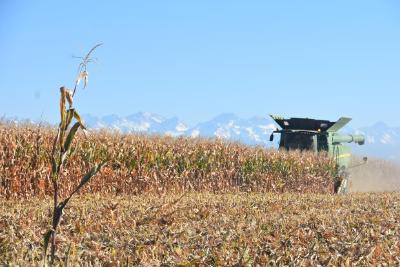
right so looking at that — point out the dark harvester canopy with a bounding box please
[270,115,351,132]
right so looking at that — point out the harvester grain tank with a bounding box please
[269,115,366,193]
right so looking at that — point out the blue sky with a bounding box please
[1,1,399,127]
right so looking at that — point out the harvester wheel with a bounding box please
[335,172,350,194]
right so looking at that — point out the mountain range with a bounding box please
[83,112,400,162]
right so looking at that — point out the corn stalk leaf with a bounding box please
[64,122,80,153]
[82,71,88,88]
[55,162,107,218]
[59,87,67,129]
[73,110,86,129]
[59,88,68,151]
[75,162,106,192]
[65,109,74,130]
[76,71,89,89]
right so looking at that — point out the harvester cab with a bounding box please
[269,115,366,193]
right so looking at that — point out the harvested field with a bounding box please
[1,192,400,266]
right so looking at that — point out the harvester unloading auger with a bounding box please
[269,115,367,193]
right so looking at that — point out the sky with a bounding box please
[1,1,400,128]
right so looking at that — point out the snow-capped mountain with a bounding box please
[188,113,276,144]
[84,112,188,137]
[83,112,400,161]
[84,112,277,145]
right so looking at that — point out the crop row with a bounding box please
[0,122,336,198]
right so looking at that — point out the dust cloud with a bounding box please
[350,157,400,192]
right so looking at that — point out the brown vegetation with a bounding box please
[1,192,399,265]
[2,123,400,266]
[0,122,337,198]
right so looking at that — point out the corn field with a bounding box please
[0,122,337,198]
[2,122,400,266]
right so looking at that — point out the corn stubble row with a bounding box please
[1,193,399,265]
[0,123,336,198]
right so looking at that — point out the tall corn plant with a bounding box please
[43,44,106,266]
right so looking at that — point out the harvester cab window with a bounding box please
[317,135,328,151]
[282,133,314,151]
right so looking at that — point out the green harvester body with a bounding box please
[270,115,365,193]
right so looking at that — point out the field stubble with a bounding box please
[1,192,400,266]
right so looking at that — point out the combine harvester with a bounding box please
[269,115,366,193]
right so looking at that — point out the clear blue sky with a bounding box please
[1,1,399,127]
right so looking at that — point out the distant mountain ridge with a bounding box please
[83,112,400,161]
[5,113,398,161]
[84,112,277,145]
